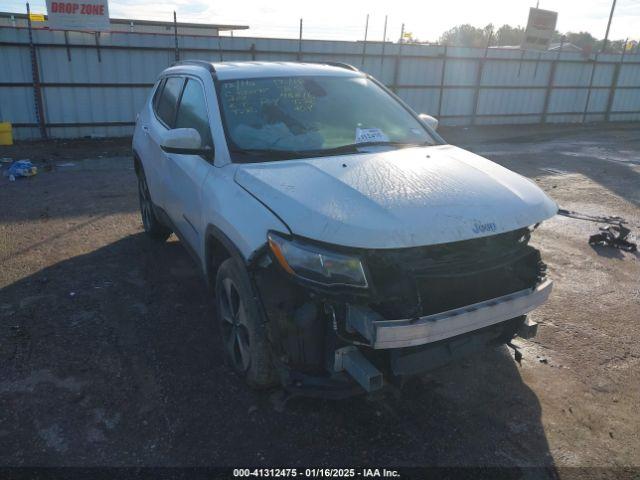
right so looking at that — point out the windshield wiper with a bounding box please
[229,141,430,162]
[314,141,429,155]
[229,148,308,160]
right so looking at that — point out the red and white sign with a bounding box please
[45,0,110,31]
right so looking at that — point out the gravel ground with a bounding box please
[0,125,638,474]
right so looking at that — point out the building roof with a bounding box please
[547,42,583,52]
[0,11,248,32]
[109,17,248,32]
[490,42,584,52]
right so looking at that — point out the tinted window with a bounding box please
[152,78,165,111]
[175,79,213,149]
[156,77,184,127]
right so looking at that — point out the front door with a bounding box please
[164,77,215,251]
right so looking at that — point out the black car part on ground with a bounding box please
[558,208,637,252]
[589,224,637,252]
[250,228,545,394]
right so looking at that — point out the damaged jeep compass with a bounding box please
[133,61,557,397]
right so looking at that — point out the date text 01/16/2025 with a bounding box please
[233,468,401,478]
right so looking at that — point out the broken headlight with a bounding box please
[267,232,368,288]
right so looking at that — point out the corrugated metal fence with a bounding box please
[2,25,640,140]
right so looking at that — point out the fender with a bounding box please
[204,223,256,290]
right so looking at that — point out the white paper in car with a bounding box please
[355,127,389,144]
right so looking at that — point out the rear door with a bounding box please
[164,76,215,250]
[146,75,185,212]
[134,77,164,196]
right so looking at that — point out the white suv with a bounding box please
[133,61,557,397]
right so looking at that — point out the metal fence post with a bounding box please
[26,2,47,139]
[471,58,485,125]
[471,34,492,126]
[605,42,627,122]
[582,54,598,123]
[541,49,561,124]
[437,45,447,117]
[297,18,303,61]
[94,32,102,62]
[361,14,369,68]
[173,11,179,62]
[63,31,72,62]
[391,23,404,92]
[250,43,256,61]
[217,35,224,61]
[380,15,388,70]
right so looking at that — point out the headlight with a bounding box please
[267,232,368,288]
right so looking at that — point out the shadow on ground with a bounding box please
[1,233,555,471]
[0,156,137,224]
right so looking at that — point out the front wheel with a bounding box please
[215,258,277,388]
[137,166,171,241]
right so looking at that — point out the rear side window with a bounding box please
[155,77,184,127]
[175,79,213,149]
[152,78,166,110]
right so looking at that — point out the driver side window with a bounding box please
[175,78,213,150]
[155,76,184,128]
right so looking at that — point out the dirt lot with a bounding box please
[1,124,638,474]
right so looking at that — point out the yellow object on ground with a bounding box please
[0,122,13,146]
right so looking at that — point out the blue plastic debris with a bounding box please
[4,160,37,181]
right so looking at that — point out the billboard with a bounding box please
[45,0,110,31]
[522,7,558,51]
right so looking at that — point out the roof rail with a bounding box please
[172,60,216,73]
[303,61,359,72]
[319,61,359,72]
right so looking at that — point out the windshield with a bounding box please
[217,75,437,162]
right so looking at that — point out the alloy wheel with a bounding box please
[138,175,153,231]
[219,277,251,372]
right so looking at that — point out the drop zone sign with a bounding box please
[45,0,110,31]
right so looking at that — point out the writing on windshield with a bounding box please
[218,75,435,161]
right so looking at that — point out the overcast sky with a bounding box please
[4,0,639,41]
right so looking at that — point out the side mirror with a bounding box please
[419,113,439,131]
[160,128,213,159]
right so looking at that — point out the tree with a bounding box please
[439,24,494,47]
[494,24,525,46]
[438,22,631,53]
[552,31,598,50]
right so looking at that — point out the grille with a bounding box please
[364,228,545,319]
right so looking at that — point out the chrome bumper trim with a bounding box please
[347,279,552,349]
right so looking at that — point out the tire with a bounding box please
[215,257,277,388]
[137,165,171,241]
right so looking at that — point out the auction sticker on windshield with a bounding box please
[355,127,389,144]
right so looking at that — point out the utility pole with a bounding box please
[297,18,303,61]
[601,0,617,53]
[173,11,179,61]
[26,2,47,139]
[361,14,369,67]
[380,15,388,68]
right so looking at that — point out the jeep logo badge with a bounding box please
[472,222,497,234]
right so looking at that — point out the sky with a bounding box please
[3,0,639,42]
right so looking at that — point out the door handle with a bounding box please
[142,125,150,134]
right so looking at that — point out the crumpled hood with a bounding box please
[234,145,557,249]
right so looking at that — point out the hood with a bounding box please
[234,145,557,249]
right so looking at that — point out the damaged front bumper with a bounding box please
[345,279,552,349]
[329,281,551,393]
[250,228,550,397]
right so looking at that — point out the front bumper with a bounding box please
[346,279,552,349]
